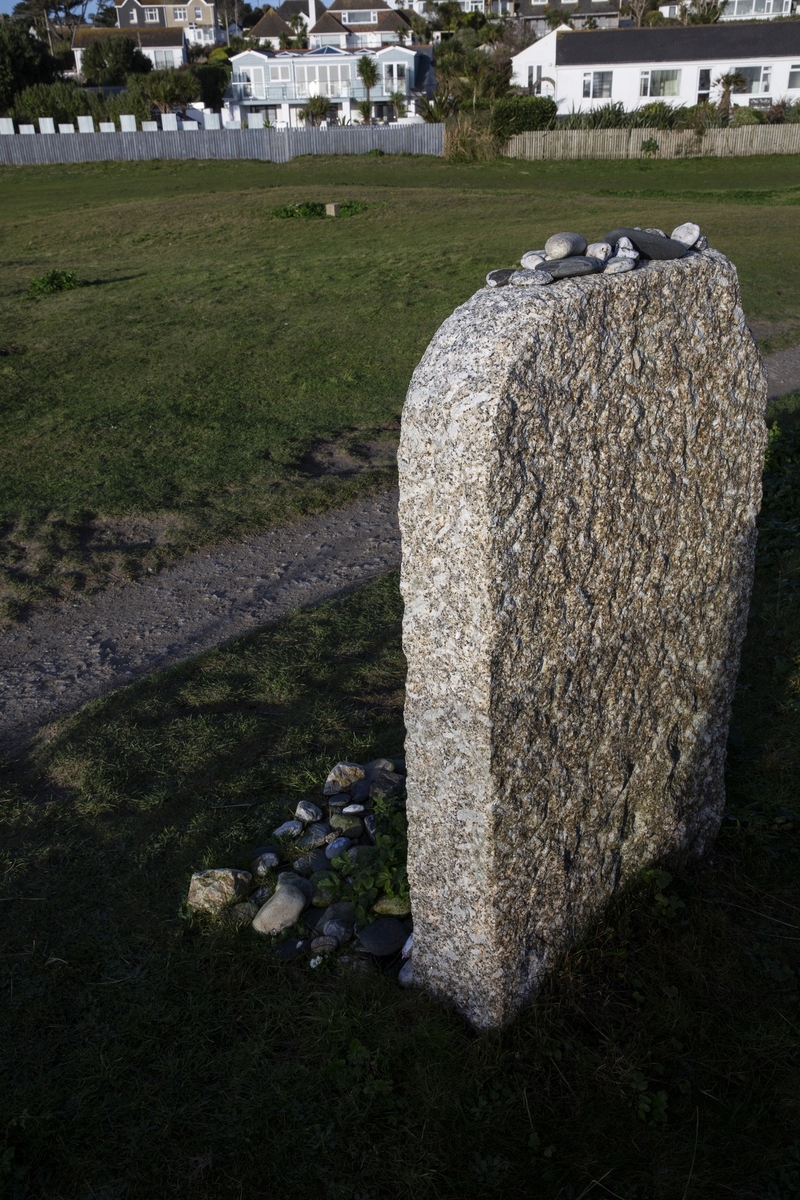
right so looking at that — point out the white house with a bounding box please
[510,24,800,110]
[658,0,794,21]
[73,25,187,73]
[224,43,434,125]
[307,0,414,48]
[112,0,222,46]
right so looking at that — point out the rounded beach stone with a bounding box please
[326,836,352,859]
[295,800,322,823]
[644,228,667,237]
[277,872,313,901]
[357,916,408,956]
[520,250,546,270]
[373,893,412,917]
[586,242,611,263]
[250,851,280,879]
[323,762,365,796]
[369,768,403,800]
[295,821,332,850]
[671,221,701,248]
[186,868,252,915]
[539,256,602,280]
[510,269,553,287]
[544,231,587,260]
[272,819,303,839]
[486,268,514,288]
[604,227,689,260]
[330,812,363,838]
[252,884,307,935]
[604,256,636,274]
[694,235,709,251]
[342,803,365,814]
[311,935,339,954]
[398,959,414,987]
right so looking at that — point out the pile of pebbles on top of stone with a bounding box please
[185,756,414,986]
[486,221,707,290]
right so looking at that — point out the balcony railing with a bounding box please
[229,80,407,103]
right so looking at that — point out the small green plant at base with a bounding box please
[641,136,660,157]
[317,792,409,923]
[640,868,686,919]
[29,269,83,296]
[364,147,385,156]
[270,200,369,219]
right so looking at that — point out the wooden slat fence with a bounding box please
[0,122,444,166]
[505,123,800,161]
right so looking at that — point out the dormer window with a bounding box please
[341,9,377,21]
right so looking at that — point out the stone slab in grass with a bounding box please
[399,248,767,1029]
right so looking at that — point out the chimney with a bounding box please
[307,0,317,24]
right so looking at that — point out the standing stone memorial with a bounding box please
[398,244,767,1029]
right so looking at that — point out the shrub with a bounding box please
[193,61,229,110]
[0,20,56,114]
[29,270,83,296]
[80,35,151,86]
[444,112,500,161]
[490,94,557,140]
[12,81,104,127]
[269,200,369,219]
[732,105,765,126]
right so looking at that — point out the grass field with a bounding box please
[2,152,800,620]
[1,402,800,1196]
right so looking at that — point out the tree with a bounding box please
[12,0,92,38]
[298,92,330,125]
[138,67,200,112]
[714,69,746,122]
[194,60,229,108]
[92,0,118,25]
[389,88,407,120]
[688,0,727,21]
[80,35,151,85]
[356,53,378,123]
[544,6,571,27]
[0,18,55,115]
[624,0,653,26]
[355,97,371,124]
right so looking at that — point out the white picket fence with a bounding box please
[505,123,800,161]
[0,118,444,165]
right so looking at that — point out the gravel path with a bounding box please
[1,346,798,753]
[0,490,400,751]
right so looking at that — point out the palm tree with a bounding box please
[298,94,331,126]
[389,89,407,120]
[356,54,379,124]
[714,70,746,123]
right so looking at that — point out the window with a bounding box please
[341,9,376,20]
[129,7,138,21]
[582,70,612,99]
[144,6,159,20]
[384,62,407,90]
[194,6,202,16]
[153,49,173,64]
[269,64,290,81]
[789,64,800,89]
[697,66,711,102]
[639,68,681,97]
[173,5,187,17]
[735,65,771,93]
[295,62,352,93]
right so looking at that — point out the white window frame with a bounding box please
[734,64,771,94]
[144,6,160,20]
[173,6,187,17]
[639,68,682,98]
[789,63,800,89]
[194,6,202,16]
[129,7,138,21]
[341,9,377,21]
[582,70,612,99]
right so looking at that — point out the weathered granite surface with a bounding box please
[398,250,767,1029]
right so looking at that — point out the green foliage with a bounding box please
[80,34,151,85]
[194,60,230,108]
[92,0,120,26]
[12,79,98,125]
[444,110,500,161]
[640,135,659,156]
[758,418,800,561]
[297,92,330,126]
[732,105,765,127]
[318,792,410,923]
[0,17,55,115]
[270,199,369,218]
[126,67,199,113]
[29,269,83,295]
[490,94,557,139]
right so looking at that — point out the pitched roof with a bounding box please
[73,25,185,45]
[309,10,346,32]
[276,0,310,18]
[519,0,619,14]
[249,5,293,37]
[554,22,800,65]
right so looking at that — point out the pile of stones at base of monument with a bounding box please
[185,756,415,986]
[486,221,707,290]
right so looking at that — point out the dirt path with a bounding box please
[1,347,798,754]
[0,490,400,752]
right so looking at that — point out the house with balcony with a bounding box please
[307,0,414,49]
[517,0,621,37]
[510,23,800,111]
[224,43,433,124]
[113,0,223,46]
[658,0,794,20]
[73,24,188,72]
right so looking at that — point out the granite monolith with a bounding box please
[398,249,767,1029]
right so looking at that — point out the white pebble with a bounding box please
[604,257,635,275]
[671,221,701,248]
[510,269,553,287]
[401,933,414,959]
[398,959,413,987]
[520,249,546,270]
[342,803,365,814]
[586,242,612,262]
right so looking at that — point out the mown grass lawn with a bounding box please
[1,152,800,620]
[1,395,800,1199]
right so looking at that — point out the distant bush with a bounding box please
[270,200,369,219]
[732,106,765,126]
[80,35,151,86]
[444,112,500,161]
[364,147,385,156]
[193,61,230,110]
[490,95,557,139]
[30,270,84,296]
